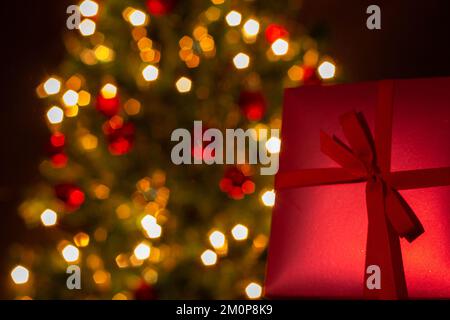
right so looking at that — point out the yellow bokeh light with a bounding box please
[242,19,260,38]
[271,38,289,56]
[62,89,79,107]
[124,98,141,115]
[79,0,99,17]
[179,36,193,49]
[116,204,131,220]
[261,190,276,207]
[205,6,221,22]
[134,242,151,260]
[11,265,29,284]
[208,230,225,249]
[318,61,336,80]
[94,45,114,62]
[112,292,129,300]
[265,137,281,154]
[199,35,215,53]
[303,49,319,67]
[62,244,80,262]
[81,133,98,150]
[193,26,208,41]
[142,65,159,81]
[43,77,61,95]
[47,106,64,124]
[287,65,304,82]
[65,105,79,118]
[143,267,158,284]
[77,90,91,106]
[200,249,217,266]
[128,9,148,26]
[101,83,117,99]
[225,11,242,27]
[231,224,248,241]
[93,270,110,285]
[74,232,90,247]
[233,53,250,69]
[245,282,262,299]
[40,209,57,227]
[175,77,192,93]
[79,19,96,36]
[115,254,129,268]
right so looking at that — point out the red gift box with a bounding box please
[265,78,450,299]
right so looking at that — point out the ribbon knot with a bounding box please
[274,80,450,299]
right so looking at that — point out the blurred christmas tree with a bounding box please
[8,0,336,299]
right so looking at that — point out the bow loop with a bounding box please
[320,130,367,177]
[339,111,376,169]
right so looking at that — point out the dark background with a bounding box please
[0,0,449,298]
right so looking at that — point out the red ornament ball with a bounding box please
[47,132,68,168]
[265,24,289,43]
[103,117,135,156]
[238,91,266,122]
[96,93,120,118]
[302,66,322,85]
[191,126,215,163]
[134,281,157,300]
[146,0,176,15]
[55,183,85,210]
[219,166,255,200]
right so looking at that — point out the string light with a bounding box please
[47,106,64,124]
[233,53,250,69]
[146,223,162,239]
[261,190,275,207]
[79,0,99,17]
[318,61,336,79]
[142,65,159,81]
[128,9,148,26]
[231,224,248,241]
[43,77,61,95]
[141,215,162,239]
[265,137,281,154]
[225,11,242,26]
[40,209,57,227]
[11,265,29,284]
[175,77,192,93]
[79,19,96,36]
[62,244,80,262]
[242,19,260,38]
[62,89,79,107]
[245,282,262,299]
[271,38,289,56]
[208,230,226,249]
[101,83,117,99]
[141,215,157,229]
[134,242,151,260]
[200,249,217,266]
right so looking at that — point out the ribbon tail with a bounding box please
[385,187,424,242]
[364,179,408,299]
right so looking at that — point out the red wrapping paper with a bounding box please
[265,77,450,299]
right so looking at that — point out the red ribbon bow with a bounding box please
[275,80,450,299]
